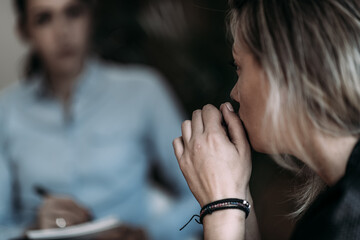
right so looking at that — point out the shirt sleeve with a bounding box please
[142,72,202,240]
[0,100,26,239]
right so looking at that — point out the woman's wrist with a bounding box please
[200,187,252,239]
[203,207,247,225]
[203,209,246,240]
[202,186,249,207]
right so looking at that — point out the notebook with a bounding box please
[26,216,122,239]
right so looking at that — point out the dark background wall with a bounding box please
[93,1,298,239]
[94,0,236,112]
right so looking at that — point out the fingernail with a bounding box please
[225,102,234,112]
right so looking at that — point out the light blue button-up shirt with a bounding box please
[0,59,200,240]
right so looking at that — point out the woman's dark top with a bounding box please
[291,140,360,240]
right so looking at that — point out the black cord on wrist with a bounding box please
[179,198,251,231]
[200,198,251,223]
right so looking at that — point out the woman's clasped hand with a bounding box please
[173,103,252,208]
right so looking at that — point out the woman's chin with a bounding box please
[248,136,275,154]
[250,141,266,153]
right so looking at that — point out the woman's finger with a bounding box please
[181,120,192,142]
[201,104,224,133]
[173,137,184,160]
[220,102,247,149]
[191,110,204,137]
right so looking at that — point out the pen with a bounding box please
[34,186,49,198]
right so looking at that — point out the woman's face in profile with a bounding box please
[22,0,91,76]
[230,40,276,153]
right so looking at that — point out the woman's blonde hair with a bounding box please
[228,0,360,216]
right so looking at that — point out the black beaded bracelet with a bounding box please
[200,198,251,223]
[179,198,251,231]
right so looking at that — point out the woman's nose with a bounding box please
[230,82,239,102]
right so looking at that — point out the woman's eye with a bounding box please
[229,61,242,72]
[66,5,85,19]
[35,13,51,26]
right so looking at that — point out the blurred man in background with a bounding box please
[0,0,200,239]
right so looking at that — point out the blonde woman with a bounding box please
[173,0,360,239]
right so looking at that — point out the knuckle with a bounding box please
[192,109,201,117]
[42,199,53,208]
[203,104,214,111]
[63,198,76,207]
[206,131,222,144]
[179,157,189,170]
[182,120,191,128]
[205,105,221,116]
[61,197,72,203]
[192,139,203,151]
[172,137,179,146]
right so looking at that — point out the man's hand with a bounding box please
[37,196,92,229]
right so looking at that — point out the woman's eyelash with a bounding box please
[229,60,241,71]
